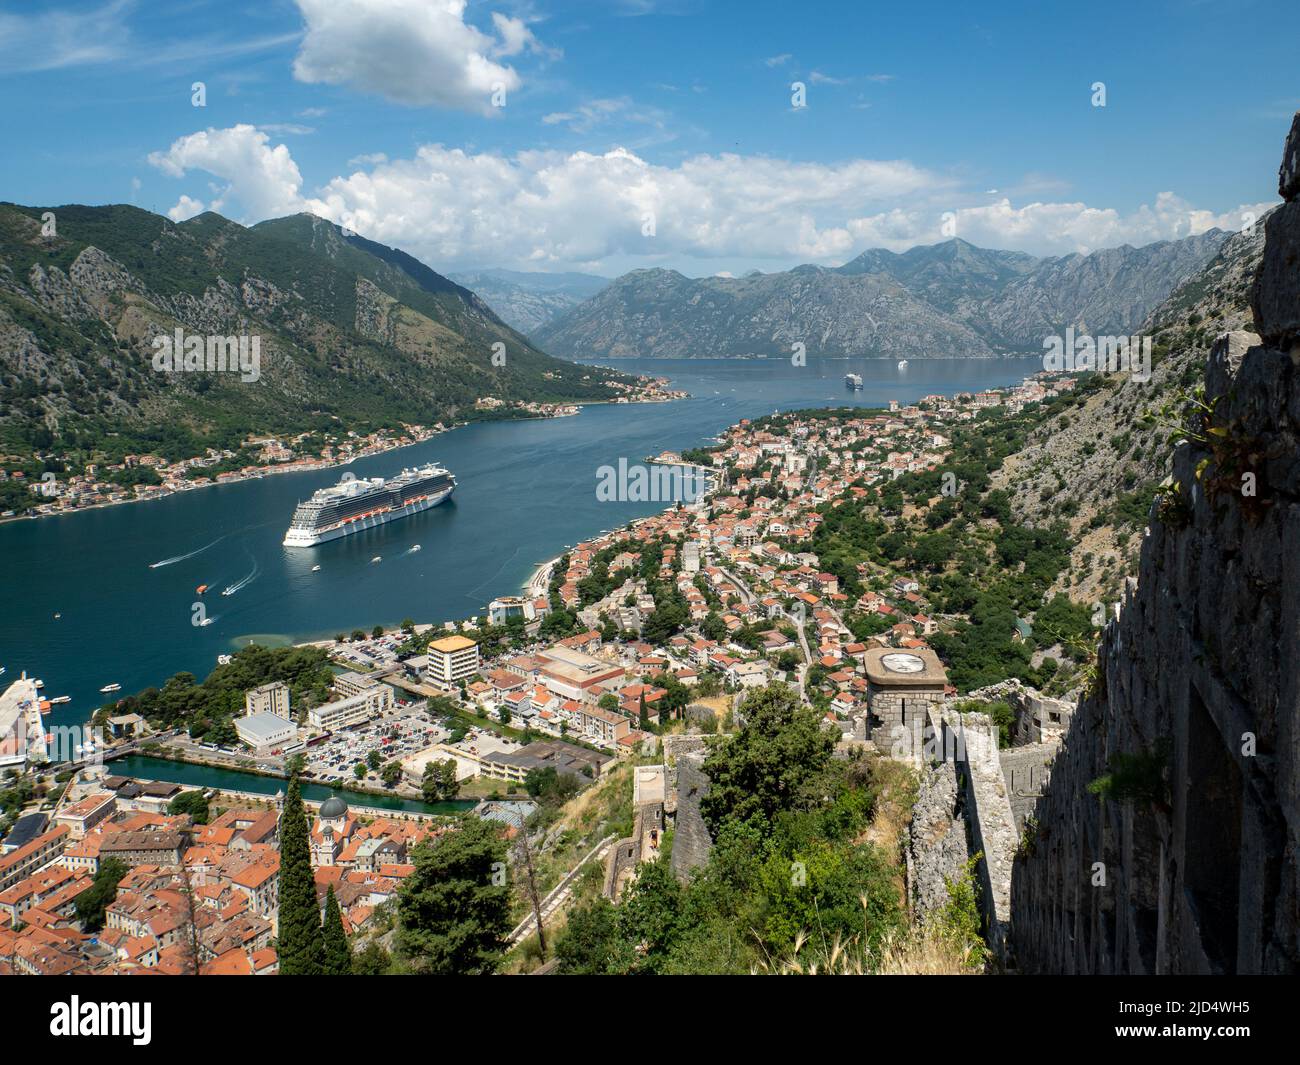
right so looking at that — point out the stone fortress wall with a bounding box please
[1009,115,1300,975]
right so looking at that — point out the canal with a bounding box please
[111,754,477,816]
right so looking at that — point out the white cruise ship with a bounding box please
[283,463,455,547]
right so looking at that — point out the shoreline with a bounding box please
[3,390,685,528]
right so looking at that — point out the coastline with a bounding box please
[3,391,687,528]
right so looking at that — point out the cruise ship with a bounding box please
[844,373,863,389]
[283,463,456,547]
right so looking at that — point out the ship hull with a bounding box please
[283,485,454,547]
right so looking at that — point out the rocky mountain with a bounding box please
[0,205,629,463]
[1011,114,1300,975]
[448,268,609,335]
[989,216,1268,606]
[533,233,1230,360]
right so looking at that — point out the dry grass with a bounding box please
[754,922,982,976]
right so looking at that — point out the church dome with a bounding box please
[319,795,348,819]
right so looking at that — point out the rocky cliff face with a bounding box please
[533,233,1228,360]
[1009,115,1300,974]
[990,222,1266,606]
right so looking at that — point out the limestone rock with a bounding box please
[1010,115,1300,975]
[1280,110,1300,201]
[1205,329,1259,401]
[1250,200,1300,349]
[909,761,969,923]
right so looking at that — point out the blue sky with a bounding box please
[0,0,1295,276]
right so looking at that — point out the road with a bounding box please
[789,606,813,706]
[716,565,756,608]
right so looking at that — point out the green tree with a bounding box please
[616,858,682,973]
[74,857,128,932]
[168,789,210,824]
[555,897,631,974]
[396,817,510,974]
[422,758,460,803]
[278,776,324,975]
[352,941,392,975]
[699,683,835,836]
[322,885,353,975]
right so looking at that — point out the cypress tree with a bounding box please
[278,776,324,975]
[322,885,353,975]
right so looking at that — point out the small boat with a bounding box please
[53,613,61,619]
[217,654,233,665]
[33,679,44,689]
[99,683,121,694]
[221,586,236,596]
[199,617,214,627]
[196,584,208,595]
[409,544,421,553]
[897,359,908,370]
[371,556,382,563]
[311,565,321,572]
[50,695,71,705]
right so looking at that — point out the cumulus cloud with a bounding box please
[290,0,550,113]
[148,124,306,221]
[166,194,206,222]
[146,124,1274,270]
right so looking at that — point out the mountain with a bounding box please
[1011,116,1300,975]
[0,205,629,463]
[533,233,1230,360]
[448,268,609,335]
[989,217,1268,605]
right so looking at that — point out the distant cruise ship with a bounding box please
[844,373,863,389]
[283,463,456,547]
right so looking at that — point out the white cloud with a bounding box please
[290,0,549,113]
[146,124,1275,270]
[0,0,132,72]
[167,194,207,222]
[148,124,306,221]
[490,12,560,60]
[538,97,669,138]
[764,53,792,67]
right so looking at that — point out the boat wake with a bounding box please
[222,560,259,597]
[148,535,226,569]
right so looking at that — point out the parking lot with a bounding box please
[301,700,447,788]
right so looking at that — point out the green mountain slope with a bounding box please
[989,218,1268,605]
[0,204,628,465]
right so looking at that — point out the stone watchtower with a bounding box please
[863,647,949,758]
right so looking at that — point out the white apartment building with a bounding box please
[426,635,480,685]
[307,685,393,731]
